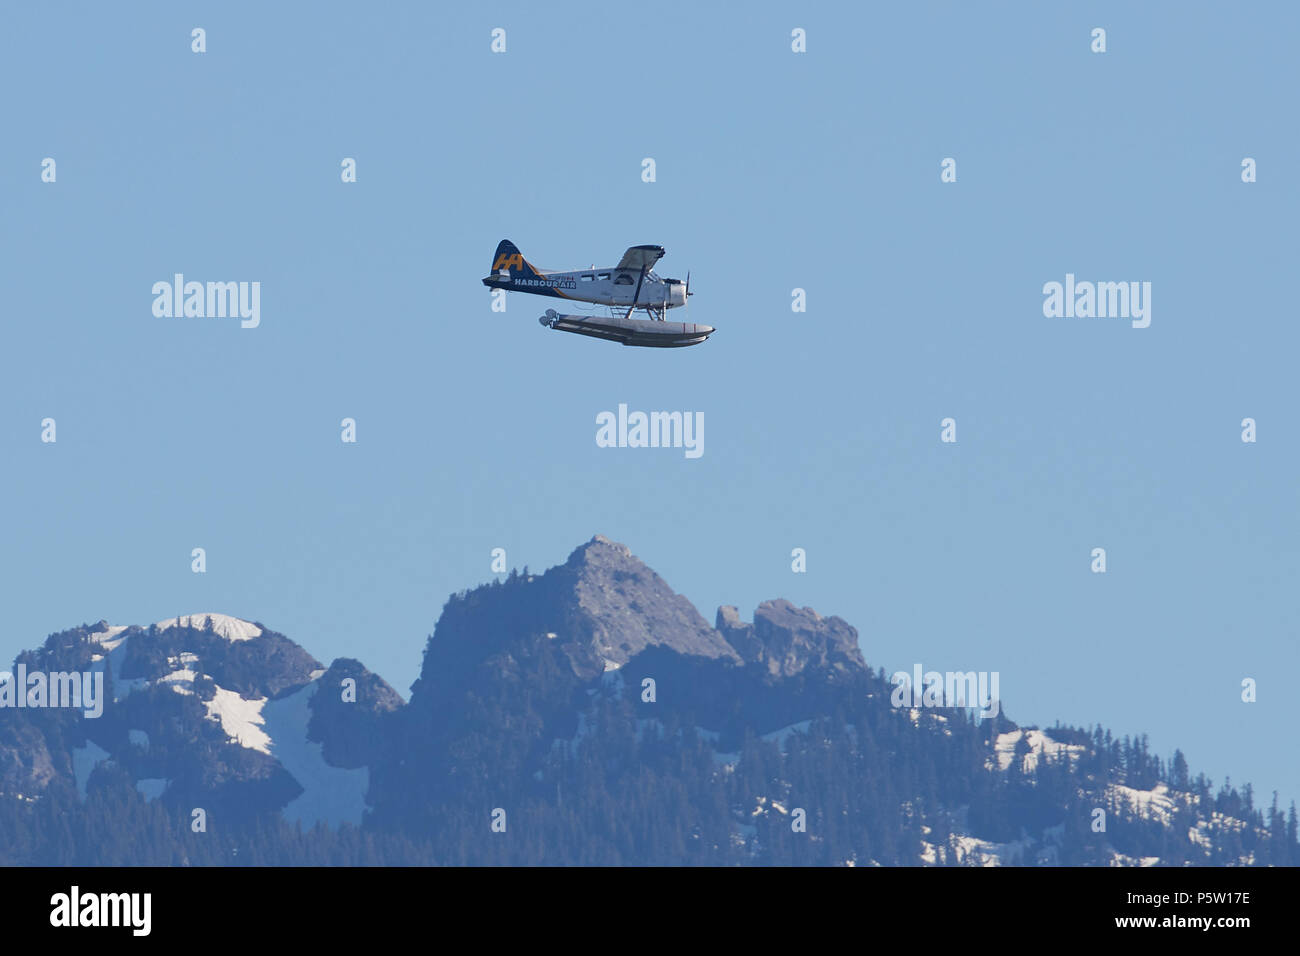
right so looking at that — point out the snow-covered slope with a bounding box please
[154,613,262,642]
[24,616,400,829]
[262,681,369,828]
[993,727,1087,772]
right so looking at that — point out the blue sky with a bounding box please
[2,2,1297,809]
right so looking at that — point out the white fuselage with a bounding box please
[515,266,688,310]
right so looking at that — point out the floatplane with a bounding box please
[482,239,714,347]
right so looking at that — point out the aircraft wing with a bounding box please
[615,245,666,273]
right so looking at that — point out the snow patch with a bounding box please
[155,613,262,642]
[260,680,369,828]
[994,728,1086,773]
[205,686,271,753]
[89,625,128,650]
[71,741,111,799]
[135,778,168,802]
[1109,783,1177,825]
[87,634,145,702]
[948,833,1035,866]
[158,669,198,696]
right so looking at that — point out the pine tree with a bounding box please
[1171,749,1189,789]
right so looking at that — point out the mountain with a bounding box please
[0,538,1295,866]
[0,613,401,831]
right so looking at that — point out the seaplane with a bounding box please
[481,239,714,348]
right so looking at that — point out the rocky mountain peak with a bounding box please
[717,599,866,678]
[418,537,742,689]
[556,536,740,668]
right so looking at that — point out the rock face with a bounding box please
[0,719,56,797]
[556,535,742,669]
[716,599,866,678]
[307,658,405,769]
[413,535,741,696]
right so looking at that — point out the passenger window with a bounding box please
[597,272,610,280]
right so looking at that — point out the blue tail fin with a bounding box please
[489,239,540,278]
